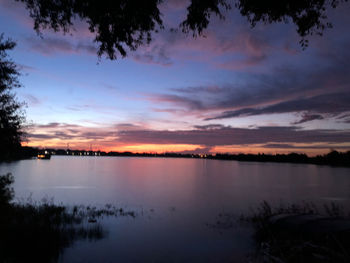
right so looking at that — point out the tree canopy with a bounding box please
[15,0,348,59]
[0,34,25,160]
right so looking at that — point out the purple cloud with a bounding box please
[27,121,350,153]
[25,36,97,56]
[292,113,325,125]
[148,37,350,124]
[132,44,173,66]
[23,94,40,106]
[206,92,350,120]
[116,126,350,146]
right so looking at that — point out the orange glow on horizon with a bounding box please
[24,141,205,153]
[111,144,204,153]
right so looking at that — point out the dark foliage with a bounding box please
[0,173,99,263]
[234,0,349,48]
[16,0,163,59]
[0,34,25,161]
[181,0,232,35]
[0,173,14,206]
[17,146,39,159]
[15,0,348,59]
[0,203,104,263]
[210,150,350,167]
[240,201,350,263]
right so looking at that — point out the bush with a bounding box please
[0,173,136,262]
[0,173,14,206]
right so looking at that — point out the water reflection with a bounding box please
[1,157,350,262]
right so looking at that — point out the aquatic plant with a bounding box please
[0,173,136,262]
[240,201,350,263]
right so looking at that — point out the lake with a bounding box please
[1,156,350,262]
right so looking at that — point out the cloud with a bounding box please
[29,122,142,142]
[169,28,272,69]
[27,122,350,153]
[17,63,37,72]
[31,122,81,129]
[132,44,173,66]
[28,122,117,142]
[206,92,350,120]
[149,66,321,113]
[147,37,350,124]
[115,126,350,146]
[171,86,224,94]
[162,0,190,10]
[113,123,144,131]
[149,93,206,110]
[25,36,97,56]
[193,124,226,130]
[0,0,33,28]
[29,133,54,139]
[3,0,284,69]
[23,94,40,106]
[292,113,325,125]
[263,143,350,149]
[136,9,350,123]
[124,10,276,68]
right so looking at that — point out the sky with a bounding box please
[1,0,350,155]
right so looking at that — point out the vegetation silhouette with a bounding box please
[0,173,136,263]
[15,0,349,59]
[238,201,350,263]
[209,201,350,262]
[209,150,350,167]
[41,148,350,167]
[0,35,25,161]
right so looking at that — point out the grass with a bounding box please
[240,201,350,263]
[0,173,136,263]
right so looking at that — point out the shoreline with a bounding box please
[9,148,349,168]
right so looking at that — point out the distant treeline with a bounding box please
[0,146,39,161]
[210,151,350,167]
[7,147,349,167]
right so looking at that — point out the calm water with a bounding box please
[1,156,350,262]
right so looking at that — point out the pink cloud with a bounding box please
[27,122,350,154]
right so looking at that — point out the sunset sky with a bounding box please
[1,0,350,155]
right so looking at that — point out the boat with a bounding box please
[37,151,51,159]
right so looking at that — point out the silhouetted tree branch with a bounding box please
[233,0,349,48]
[15,0,349,58]
[16,0,163,59]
